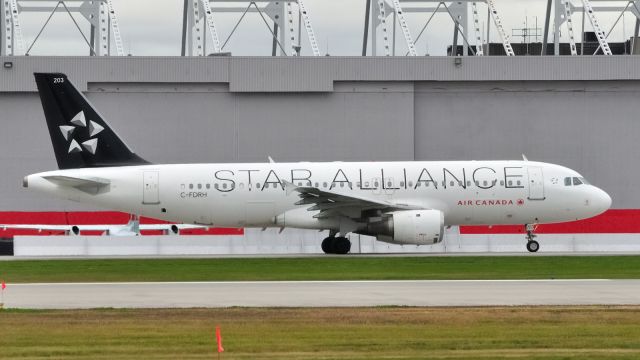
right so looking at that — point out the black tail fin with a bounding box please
[34,73,149,169]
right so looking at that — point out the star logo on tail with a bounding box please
[59,111,104,154]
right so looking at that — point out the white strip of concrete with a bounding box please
[13,232,640,257]
[2,280,639,309]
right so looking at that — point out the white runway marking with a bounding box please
[2,280,640,309]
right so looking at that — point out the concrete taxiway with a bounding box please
[2,280,640,309]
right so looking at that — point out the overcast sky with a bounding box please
[15,0,638,56]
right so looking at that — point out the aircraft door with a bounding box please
[143,171,160,205]
[527,167,545,200]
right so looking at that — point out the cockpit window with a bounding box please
[565,177,590,186]
[564,177,572,186]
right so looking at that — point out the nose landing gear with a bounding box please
[525,224,539,253]
[321,232,351,255]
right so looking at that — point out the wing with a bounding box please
[138,224,208,231]
[43,175,110,195]
[0,224,73,232]
[283,181,422,221]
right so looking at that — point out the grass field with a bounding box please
[0,306,639,359]
[1,256,639,283]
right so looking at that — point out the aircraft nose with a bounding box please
[591,187,612,215]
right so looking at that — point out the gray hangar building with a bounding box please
[0,55,638,222]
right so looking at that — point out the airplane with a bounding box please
[1,220,207,236]
[23,73,612,254]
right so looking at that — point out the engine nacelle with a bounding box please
[367,210,444,245]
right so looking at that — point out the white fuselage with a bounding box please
[25,160,611,231]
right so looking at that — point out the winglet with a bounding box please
[522,154,529,161]
[268,156,276,163]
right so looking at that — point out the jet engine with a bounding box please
[364,210,444,245]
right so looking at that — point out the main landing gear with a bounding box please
[321,232,351,255]
[525,224,540,253]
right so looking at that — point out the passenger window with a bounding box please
[416,182,421,188]
[315,182,319,188]
[256,183,261,188]
[323,182,328,188]
[239,183,245,189]
[408,181,413,187]
[298,182,303,186]
[425,182,429,187]
[573,177,583,186]
[197,184,202,190]
[508,181,513,186]
[374,181,379,187]
[483,180,488,186]
[189,184,193,189]
[467,181,472,186]
[500,180,504,186]
[214,184,219,189]
[340,183,345,188]
[206,184,210,189]
[517,181,521,186]
[387,181,392,187]
[450,181,455,187]
[565,177,572,186]
[400,181,405,187]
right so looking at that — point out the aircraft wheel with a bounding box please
[526,240,540,253]
[332,237,351,255]
[321,237,335,254]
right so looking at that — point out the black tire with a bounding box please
[321,237,334,254]
[526,240,540,253]
[333,237,351,255]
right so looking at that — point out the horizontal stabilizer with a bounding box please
[43,175,110,195]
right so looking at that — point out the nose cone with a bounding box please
[591,187,612,215]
